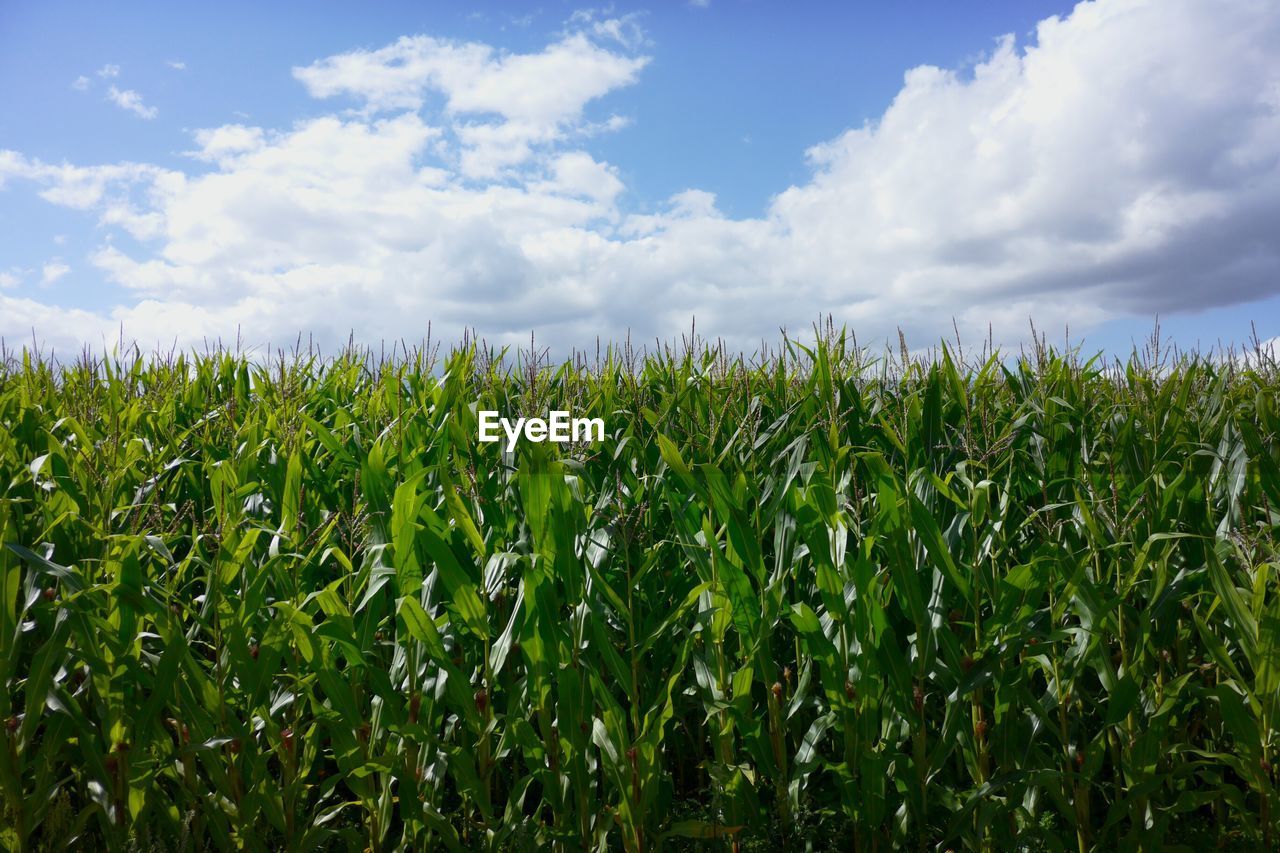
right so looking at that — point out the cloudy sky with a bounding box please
[1,0,1278,355]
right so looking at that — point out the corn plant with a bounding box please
[0,330,1277,851]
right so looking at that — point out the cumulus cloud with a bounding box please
[71,75,90,91]
[292,26,648,178]
[2,0,1279,354]
[107,86,158,119]
[769,1,1280,326]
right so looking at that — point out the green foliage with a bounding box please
[0,331,1277,851]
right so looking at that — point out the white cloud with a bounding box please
[760,0,1280,328]
[0,271,19,290]
[0,151,169,209]
[2,0,1280,354]
[97,64,120,78]
[1233,335,1280,367]
[188,124,266,164]
[541,152,625,204]
[40,262,70,286]
[292,33,644,119]
[567,10,649,50]
[0,293,117,349]
[71,75,90,91]
[167,60,187,70]
[107,86,158,119]
[292,21,648,178]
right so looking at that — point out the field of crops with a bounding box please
[1,332,1278,851]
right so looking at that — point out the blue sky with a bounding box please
[1,0,1278,356]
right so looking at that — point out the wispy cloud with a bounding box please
[106,86,158,119]
[71,75,90,91]
[97,63,120,78]
[40,262,69,286]
[568,9,649,49]
[166,60,186,70]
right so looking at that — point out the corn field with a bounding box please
[1,331,1279,851]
